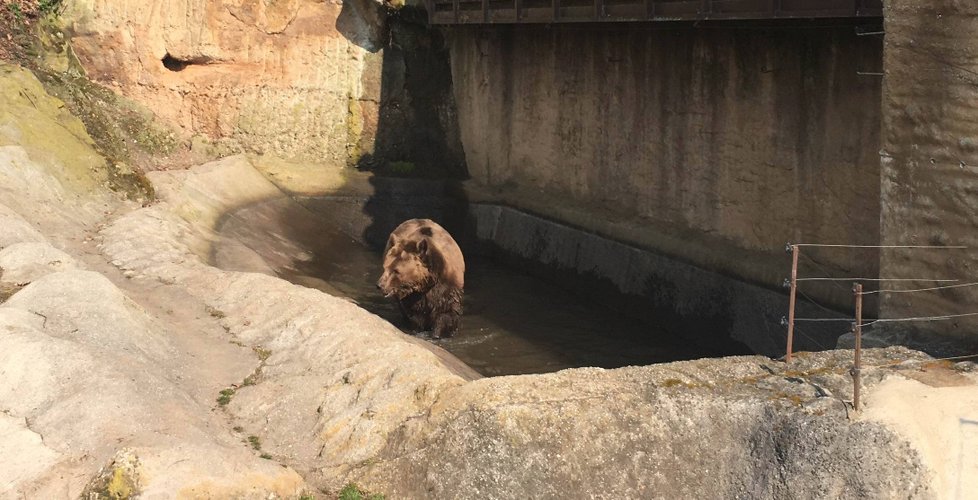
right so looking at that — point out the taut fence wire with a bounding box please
[781,242,977,412]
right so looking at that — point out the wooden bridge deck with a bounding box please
[423,0,883,25]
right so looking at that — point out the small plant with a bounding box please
[205,305,226,318]
[247,435,261,450]
[259,452,273,460]
[232,426,244,433]
[338,483,385,500]
[6,2,23,21]
[38,0,62,15]
[217,388,235,406]
[253,346,272,361]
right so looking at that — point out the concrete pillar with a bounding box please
[880,1,978,350]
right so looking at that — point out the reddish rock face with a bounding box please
[63,0,384,161]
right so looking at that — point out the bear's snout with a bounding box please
[376,273,396,298]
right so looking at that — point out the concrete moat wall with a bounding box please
[449,23,883,313]
[880,1,978,352]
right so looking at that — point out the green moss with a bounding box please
[0,14,189,202]
[253,346,272,361]
[387,161,415,175]
[106,467,134,498]
[217,388,235,406]
[0,62,107,193]
[30,66,164,200]
[247,435,262,450]
[80,449,141,499]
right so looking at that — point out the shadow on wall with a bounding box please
[336,0,388,52]
[336,0,469,244]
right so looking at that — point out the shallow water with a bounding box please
[212,196,709,376]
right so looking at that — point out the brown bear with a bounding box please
[376,218,465,338]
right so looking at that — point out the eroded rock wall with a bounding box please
[451,24,883,311]
[879,0,978,351]
[61,0,378,162]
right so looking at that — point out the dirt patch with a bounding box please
[896,361,976,388]
[0,1,59,60]
[0,281,24,302]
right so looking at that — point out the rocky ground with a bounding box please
[1,10,977,500]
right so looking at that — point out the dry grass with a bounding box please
[1,0,50,60]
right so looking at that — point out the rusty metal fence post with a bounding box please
[785,243,800,362]
[852,282,863,411]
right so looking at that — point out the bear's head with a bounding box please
[377,234,447,299]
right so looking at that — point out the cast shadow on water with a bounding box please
[226,0,725,375]
[211,185,724,377]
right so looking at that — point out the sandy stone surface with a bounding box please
[1,63,308,498]
[862,374,978,500]
[0,242,80,284]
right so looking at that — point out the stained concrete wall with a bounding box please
[467,204,845,356]
[880,1,978,352]
[449,23,883,312]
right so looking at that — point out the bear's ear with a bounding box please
[418,237,445,273]
[385,233,399,254]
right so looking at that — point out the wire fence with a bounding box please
[782,242,978,411]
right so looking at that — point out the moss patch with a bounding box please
[28,64,167,201]
[0,61,109,194]
[1,13,196,202]
[217,388,235,406]
[80,448,142,500]
[338,483,385,500]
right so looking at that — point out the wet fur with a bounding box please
[398,283,463,337]
[377,219,464,338]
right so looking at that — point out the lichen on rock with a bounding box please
[80,448,142,500]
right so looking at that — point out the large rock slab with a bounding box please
[0,241,80,284]
[0,64,308,497]
[0,270,307,497]
[360,350,959,499]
